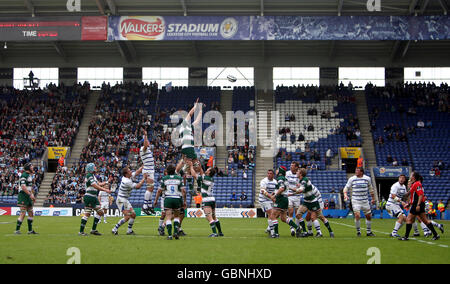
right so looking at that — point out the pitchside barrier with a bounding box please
[1,206,449,220]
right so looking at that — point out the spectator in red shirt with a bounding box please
[399,172,441,241]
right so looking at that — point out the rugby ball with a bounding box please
[227,75,237,82]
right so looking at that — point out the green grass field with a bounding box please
[0,216,449,264]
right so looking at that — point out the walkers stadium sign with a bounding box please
[108,16,239,41]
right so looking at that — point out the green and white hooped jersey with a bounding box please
[161,174,184,199]
[180,118,194,149]
[198,175,215,203]
[276,176,289,197]
[19,172,33,193]
[85,173,99,197]
[299,177,319,203]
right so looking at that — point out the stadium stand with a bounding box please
[0,83,89,203]
[274,85,360,170]
[366,82,449,205]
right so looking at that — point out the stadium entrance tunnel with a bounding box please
[375,178,398,202]
[47,159,58,172]
[341,158,357,173]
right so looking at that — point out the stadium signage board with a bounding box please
[340,147,362,159]
[11,207,73,217]
[47,147,69,159]
[372,167,409,178]
[108,15,450,41]
[0,16,107,41]
[187,208,257,218]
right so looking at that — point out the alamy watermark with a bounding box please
[169,109,280,158]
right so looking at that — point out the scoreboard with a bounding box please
[0,16,106,41]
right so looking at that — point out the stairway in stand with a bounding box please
[34,91,101,207]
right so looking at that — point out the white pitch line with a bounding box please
[330,221,448,248]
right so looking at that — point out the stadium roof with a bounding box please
[0,0,448,17]
[0,0,449,67]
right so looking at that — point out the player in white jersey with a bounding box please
[286,161,302,236]
[141,129,156,215]
[343,167,376,237]
[386,175,409,237]
[259,169,279,234]
[98,188,113,224]
[112,166,147,235]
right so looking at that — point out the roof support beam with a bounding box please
[191,41,199,61]
[24,0,35,17]
[390,40,401,62]
[125,41,138,62]
[116,41,130,63]
[106,0,117,15]
[52,41,67,62]
[260,0,264,16]
[419,0,430,14]
[438,0,448,15]
[95,0,106,15]
[409,0,419,15]
[180,0,187,16]
[338,0,344,16]
[401,40,411,59]
[329,40,336,60]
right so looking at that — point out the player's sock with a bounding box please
[114,218,126,231]
[174,218,180,234]
[16,218,23,231]
[324,220,333,233]
[166,220,172,236]
[103,215,107,222]
[307,220,313,234]
[393,221,403,234]
[80,216,88,233]
[405,223,412,238]
[431,221,440,228]
[210,221,217,234]
[143,191,152,209]
[426,223,438,237]
[267,219,272,232]
[413,222,420,234]
[269,219,275,235]
[215,219,222,234]
[287,218,299,230]
[298,219,306,232]
[92,217,100,231]
[295,218,301,228]
[273,220,279,235]
[127,218,135,233]
[355,220,361,234]
[27,217,33,232]
[313,220,322,234]
[420,222,431,233]
[158,219,164,229]
[366,220,372,233]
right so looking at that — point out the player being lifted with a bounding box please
[343,167,376,237]
[15,163,38,235]
[188,161,223,237]
[141,129,156,215]
[259,169,279,235]
[286,162,302,236]
[268,166,303,238]
[294,169,334,238]
[112,166,147,235]
[179,98,202,170]
[160,164,186,240]
[79,163,112,236]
